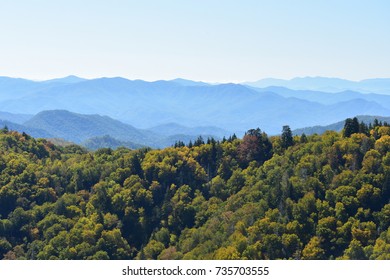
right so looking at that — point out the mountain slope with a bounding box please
[1,123,389,260]
[21,110,226,148]
[0,120,54,138]
[23,110,159,146]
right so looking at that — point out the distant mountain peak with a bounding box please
[43,75,86,84]
[170,78,209,87]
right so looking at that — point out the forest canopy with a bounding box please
[0,121,389,260]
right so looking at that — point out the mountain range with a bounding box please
[245,77,390,94]
[1,109,387,150]
[1,75,390,146]
[0,110,228,149]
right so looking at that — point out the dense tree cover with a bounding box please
[0,123,389,260]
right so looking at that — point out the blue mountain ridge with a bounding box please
[245,77,390,94]
[0,76,389,135]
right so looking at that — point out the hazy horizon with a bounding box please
[2,74,390,84]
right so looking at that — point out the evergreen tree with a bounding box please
[130,154,144,179]
[343,117,359,137]
[300,133,308,143]
[359,121,369,135]
[281,125,294,149]
[1,125,9,133]
[174,141,185,148]
[194,136,204,147]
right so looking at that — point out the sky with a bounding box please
[0,0,389,82]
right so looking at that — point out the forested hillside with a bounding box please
[0,122,389,260]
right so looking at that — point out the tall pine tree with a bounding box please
[281,125,294,149]
[343,117,359,137]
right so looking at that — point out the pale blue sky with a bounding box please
[0,0,389,82]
